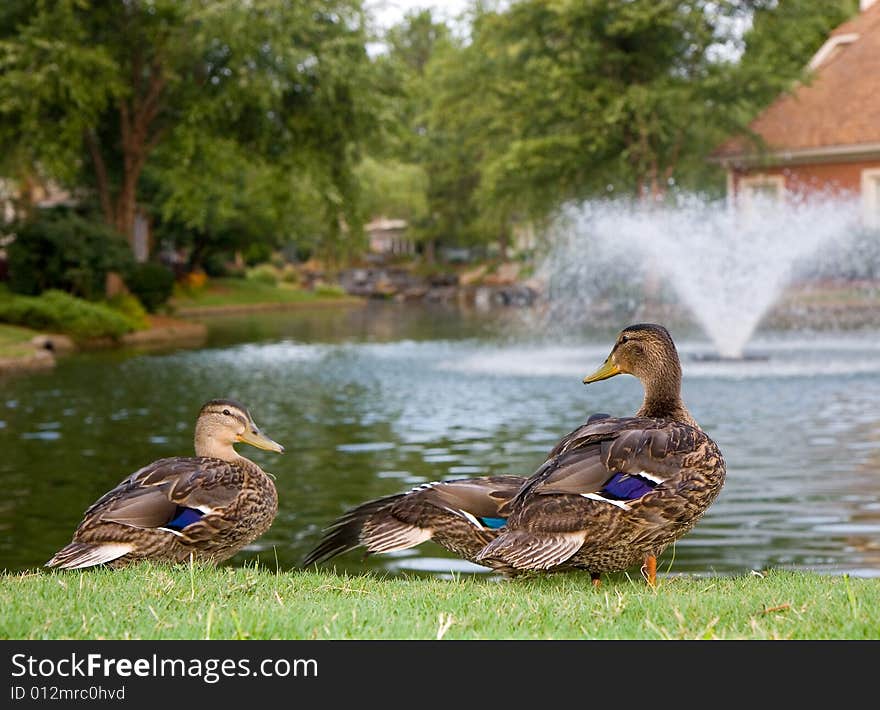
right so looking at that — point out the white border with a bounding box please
[861,167,880,228]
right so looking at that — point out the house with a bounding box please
[714,0,880,226]
[365,216,415,256]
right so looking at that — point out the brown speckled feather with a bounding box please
[477,416,725,573]
[304,475,524,566]
[47,457,277,569]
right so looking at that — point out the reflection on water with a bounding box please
[1,303,879,577]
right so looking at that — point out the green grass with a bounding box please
[171,278,357,311]
[0,323,38,358]
[2,565,877,639]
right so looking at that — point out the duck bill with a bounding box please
[583,359,621,384]
[237,428,285,453]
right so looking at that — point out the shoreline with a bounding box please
[2,281,878,374]
[0,297,364,374]
[171,295,364,317]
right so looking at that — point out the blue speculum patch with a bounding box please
[165,507,204,531]
[601,473,656,501]
[479,516,508,529]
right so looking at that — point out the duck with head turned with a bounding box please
[305,324,725,585]
[46,399,284,570]
[475,323,725,584]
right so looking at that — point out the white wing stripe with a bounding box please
[634,471,664,485]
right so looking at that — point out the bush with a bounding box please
[106,293,149,329]
[313,282,347,298]
[7,208,133,299]
[246,264,279,286]
[124,263,175,312]
[244,243,272,266]
[280,264,300,285]
[0,290,140,340]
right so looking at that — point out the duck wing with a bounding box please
[508,417,687,504]
[304,475,523,565]
[82,457,242,530]
[479,418,704,570]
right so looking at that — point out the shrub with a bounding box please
[204,252,234,278]
[125,262,175,312]
[7,208,133,299]
[0,290,140,340]
[313,282,347,298]
[246,264,279,286]
[106,293,149,329]
[280,264,300,285]
[244,242,272,266]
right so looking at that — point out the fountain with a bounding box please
[535,194,863,358]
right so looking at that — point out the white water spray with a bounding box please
[537,195,862,358]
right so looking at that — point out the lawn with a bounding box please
[0,323,39,358]
[1,565,877,640]
[170,278,360,314]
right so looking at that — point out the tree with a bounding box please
[419,0,858,218]
[365,9,460,260]
[0,0,379,263]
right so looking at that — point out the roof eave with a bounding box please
[712,142,880,168]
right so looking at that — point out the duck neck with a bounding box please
[194,426,246,463]
[636,362,699,429]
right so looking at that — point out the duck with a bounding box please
[305,324,725,586]
[303,475,525,567]
[475,323,726,585]
[46,399,284,570]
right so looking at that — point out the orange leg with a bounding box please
[642,555,657,587]
[591,572,601,588]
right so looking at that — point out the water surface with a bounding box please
[2,303,879,577]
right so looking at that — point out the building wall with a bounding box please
[730,159,880,197]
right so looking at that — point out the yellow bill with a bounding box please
[237,426,285,453]
[583,358,621,384]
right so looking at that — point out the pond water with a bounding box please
[2,303,879,577]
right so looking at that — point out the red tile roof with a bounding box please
[715,4,880,160]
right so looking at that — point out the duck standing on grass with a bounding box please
[475,324,725,585]
[46,399,284,570]
[306,324,725,586]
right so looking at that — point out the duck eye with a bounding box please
[222,409,231,416]
[620,336,629,344]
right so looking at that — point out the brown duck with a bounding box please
[47,399,284,570]
[306,324,725,586]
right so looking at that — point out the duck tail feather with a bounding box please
[45,542,134,570]
[475,530,585,571]
[303,493,422,566]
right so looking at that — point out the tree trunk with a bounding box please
[114,169,140,241]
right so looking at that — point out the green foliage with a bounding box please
[0,290,139,340]
[313,282,347,298]
[246,264,280,286]
[0,0,381,262]
[244,243,273,268]
[355,157,428,226]
[106,293,149,330]
[367,0,859,252]
[0,0,860,265]
[6,208,132,299]
[280,264,300,285]
[124,263,175,313]
[202,253,235,278]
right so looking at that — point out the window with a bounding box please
[862,168,880,229]
[738,174,785,213]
